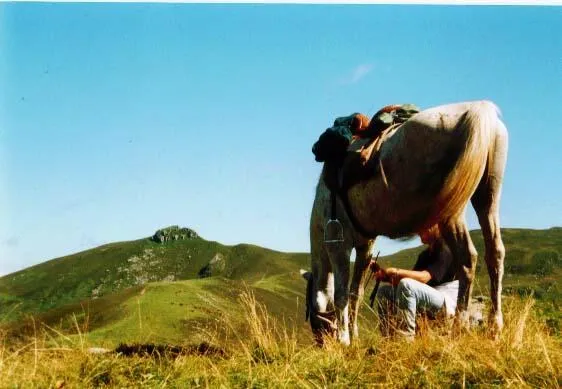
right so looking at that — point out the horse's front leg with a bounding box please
[349,242,374,342]
[326,244,352,345]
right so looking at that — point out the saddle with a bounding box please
[343,104,421,186]
[312,104,420,238]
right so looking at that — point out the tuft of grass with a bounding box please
[0,291,560,388]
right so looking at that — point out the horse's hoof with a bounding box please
[338,331,351,346]
[487,314,503,340]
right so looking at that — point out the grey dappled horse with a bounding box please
[303,101,508,345]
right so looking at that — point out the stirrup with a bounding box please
[324,219,344,244]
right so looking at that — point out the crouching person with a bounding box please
[372,226,458,341]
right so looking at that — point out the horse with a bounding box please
[302,101,508,345]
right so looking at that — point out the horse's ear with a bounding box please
[350,113,370,134]
[300,269,312,281]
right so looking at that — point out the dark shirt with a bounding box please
[412,240,456,287]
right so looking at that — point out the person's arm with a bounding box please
[369,261,432,285]
[385,267,431,285]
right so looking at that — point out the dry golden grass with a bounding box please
[0,293,560,388]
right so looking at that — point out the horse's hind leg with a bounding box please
[471,125,508,334]
[472,192,505,335]
[441,215,479,327]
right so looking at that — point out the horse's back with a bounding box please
[364,101,501,233]
[379,101,498,192]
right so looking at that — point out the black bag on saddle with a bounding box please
[311,104,421,164]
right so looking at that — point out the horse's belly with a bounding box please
[348,180,436,238]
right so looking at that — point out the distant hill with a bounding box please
[1,227,560,343]
[0,227,308,322]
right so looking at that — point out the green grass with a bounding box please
[3,277,308,347]
[85,278,235,346]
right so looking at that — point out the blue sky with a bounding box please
[1,4,561,275]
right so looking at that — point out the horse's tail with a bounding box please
[433,101,498,223]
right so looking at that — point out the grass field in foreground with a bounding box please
[0,292,560,388]
[0,227,560,387]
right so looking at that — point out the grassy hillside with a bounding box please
[378,227,562,276]
[1,227,561,344]
[5,275,314,347]
[0,231,308,322]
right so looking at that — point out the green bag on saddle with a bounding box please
[357,103,421,139]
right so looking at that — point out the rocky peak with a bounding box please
[151,226,199,244]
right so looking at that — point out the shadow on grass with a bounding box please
[114,341,228,358]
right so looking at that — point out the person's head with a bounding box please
[420,224,440,245]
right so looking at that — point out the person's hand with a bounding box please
[369,260,389,282]
[385,267,401,285]
[369,259,381,272]
[373,266,392,283]
[374,269,387,282]
[385,267,399,277]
